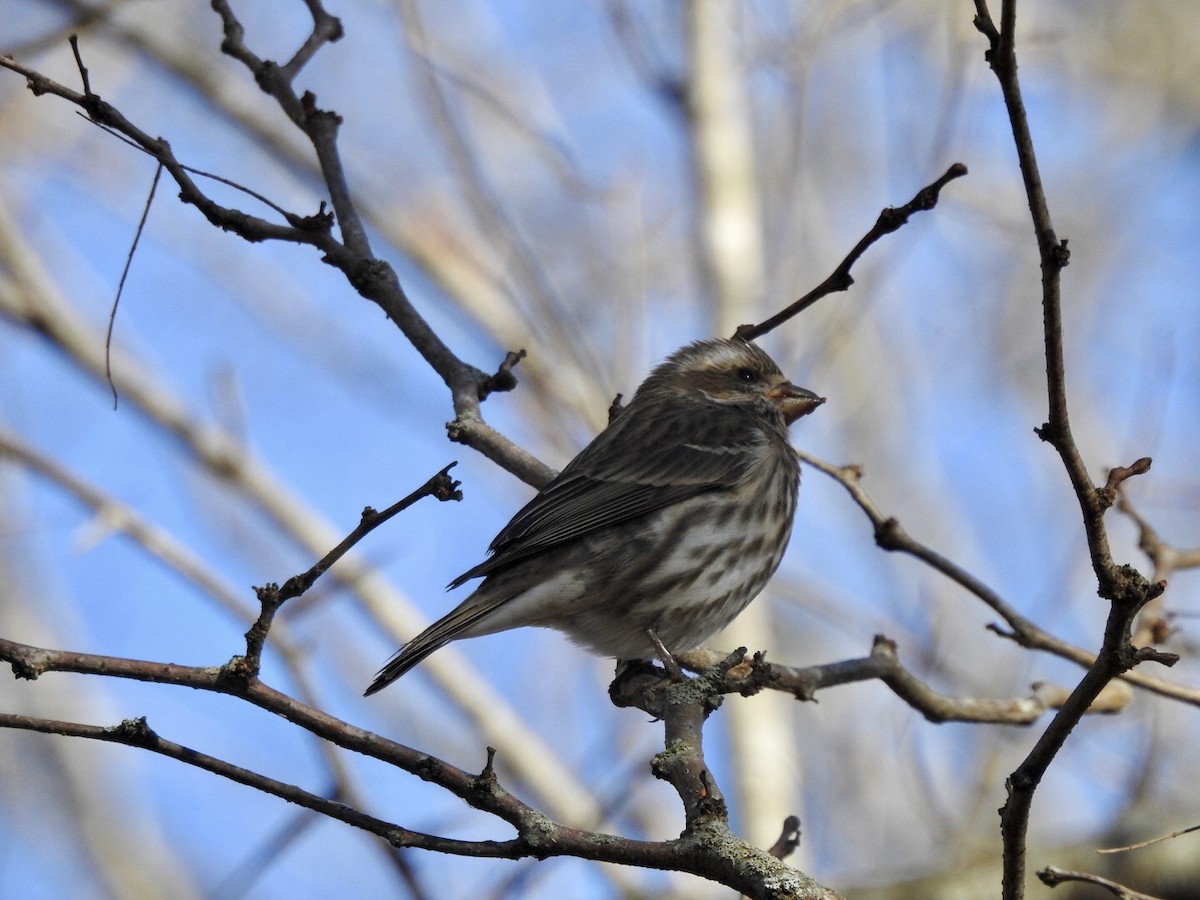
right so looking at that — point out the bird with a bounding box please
[365,337,824,695]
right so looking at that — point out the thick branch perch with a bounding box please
[0,637,837,897]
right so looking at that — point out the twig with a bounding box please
[1001,594,1171,897]
[106,161,162,409]
[677,637,1130,725]
[477,349,527,400]
[1098,822,1200,854]
[210,0,367,254]
[243,463,462,672]
[767,816,801,861]
[1098,458,1153,510]
[68,33,92,95]
[973,2,1152,604]
[1038,866,1164,900]
[75,114,307,221]
[0,56,322,247]
[0,637,575,834]
[0,239,593,831]
[278,463,462,603]
[733,163,967,341]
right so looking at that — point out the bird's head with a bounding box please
[645,338,825,425]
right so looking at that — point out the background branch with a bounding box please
[971,4,1171,898]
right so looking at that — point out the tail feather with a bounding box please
[363,636,446,695]
[363,591,508,696]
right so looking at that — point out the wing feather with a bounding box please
[450,400,761,587]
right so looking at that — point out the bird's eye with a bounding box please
[736,367,758,383]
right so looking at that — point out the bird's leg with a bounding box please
[647,628,687,681]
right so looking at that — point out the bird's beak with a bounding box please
[766,382,825,425]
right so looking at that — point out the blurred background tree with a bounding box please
[1,1,1198,897]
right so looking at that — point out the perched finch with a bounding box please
[365,338,823,695]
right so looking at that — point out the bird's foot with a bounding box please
[646,628,687,682]
[609,658,671,714]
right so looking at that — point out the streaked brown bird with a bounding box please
[365,338,823,695]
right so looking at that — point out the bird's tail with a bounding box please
[363,635,446,695]
[362,592,507,696]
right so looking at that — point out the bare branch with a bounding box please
[210,0,366,253]
[0,208,592,831]
[796,448,1189,706]
[0,43,548,487]
[1098,822,1200,855]
[733,163,967,342]
[767,816,801,861]
[972,2,1153,611]
[0,637,839,897]
[678,637,1130,725]
[0,711,503,856]
[970,4,1171,895]
[1038,866,1165,900]
[0,55,326,247]
[244,463,463,672]
[276,463,462,604]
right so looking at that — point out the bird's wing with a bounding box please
[449,401,761,586]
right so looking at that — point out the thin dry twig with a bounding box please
[1038,866,1164,900]
[244,463,462,673]
[277,464,462,604]
[105,161,162,408]
[767,816,802,861]
[0,712,447,848]
[1098,822,1200,855]
[733,163,967,341]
